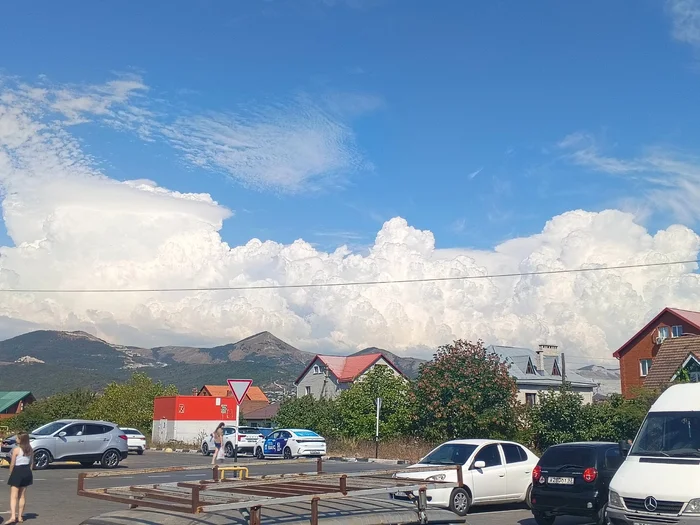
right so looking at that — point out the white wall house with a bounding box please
[295,353,406,399]
[487,344,597,405]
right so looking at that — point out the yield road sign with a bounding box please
[227,379,253,404]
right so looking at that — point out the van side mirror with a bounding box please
[472,460,486,470]
[619,440,630,457]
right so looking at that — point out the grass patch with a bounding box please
[327,437,435,462]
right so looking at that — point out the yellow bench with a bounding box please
[217,466,248,481]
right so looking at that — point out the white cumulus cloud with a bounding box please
[1,76,700,365]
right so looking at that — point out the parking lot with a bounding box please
[0,452,593,525]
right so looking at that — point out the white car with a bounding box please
[120,427,147,455]
[201,426,264,457]
[393,439,539,516]
[254,429,326,460]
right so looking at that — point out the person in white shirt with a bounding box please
[7,432,33,524]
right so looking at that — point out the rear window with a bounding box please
[539,446,596,468]
[121,429,140,435]
[239,427,258,434]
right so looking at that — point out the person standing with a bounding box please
[7,432,33,523]
[211,422,225,465]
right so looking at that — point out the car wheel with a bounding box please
[101,449,121,469]
[137,449,144,456]
[255,447,265,460]
[80,461,94,467]
[33,449,51,470]
[596,503,607,525]
[225,442,234,458]
[201,442,209,456]
[533,511,555,525]
[448,488,471,516]
[525,484,533,509]
[283,447,293,460]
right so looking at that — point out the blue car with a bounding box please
[254,428,327,460]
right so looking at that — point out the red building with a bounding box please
[614,307,700,397]
[152,395,240,444]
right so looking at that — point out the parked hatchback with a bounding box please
[530,441,624,525]
[1,419,128,470]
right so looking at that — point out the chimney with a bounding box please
[191,387,198,396]
[537,344,559,371]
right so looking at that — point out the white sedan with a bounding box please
[393,439,538,516]
[120,427,147,455]
[254,429,326,459]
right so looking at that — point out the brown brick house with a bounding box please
[613,307,700,397]
[644,334,700,390]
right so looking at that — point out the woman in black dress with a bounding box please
[7,432,33,524]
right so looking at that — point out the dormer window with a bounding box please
[672,325,683,338]
[313,365,321,374]
[552,361,561,376]
[525,359,536,375]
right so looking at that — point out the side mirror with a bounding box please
[619,440,630,457]
[58,432,67,438]
[473,460,486,470]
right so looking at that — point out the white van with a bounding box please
[607,383,700,524]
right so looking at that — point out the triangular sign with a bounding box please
[227,379,253,404]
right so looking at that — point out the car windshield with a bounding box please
[420,444,477,466]
[630,411,700,458]
[32,422,68,436]
[539,446,596,468]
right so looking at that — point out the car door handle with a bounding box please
[499,474,505,477]
[78,439,85,443]
[525,470,531,474]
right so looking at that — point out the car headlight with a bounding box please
[426,473,446,481]
[608,490,623,509]
[684,499,700,514]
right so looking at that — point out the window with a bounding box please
[672,325,683,338]
[83,424,111,435]
[539,445,595,468]
[502,443,527,464]
[473,444,502,468]
[691,372,700,383]
[525,393,537,406]
[525,359,536,374]
[604,447,623,470]
[32,421,69,436]
[551,361,561,376]
[420,444,477,466]
[640,359,653,377]
[658,326,670,340]
[630,411,700,458]
[62,424,85,437]
[305,386,311,396]
[313,365,321,374]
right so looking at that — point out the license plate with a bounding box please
[547,476,574,485]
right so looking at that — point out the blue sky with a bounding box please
[0,0,699,358]
[2,0,698,252]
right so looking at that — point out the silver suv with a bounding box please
[1,419,129,470]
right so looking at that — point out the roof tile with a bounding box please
[644,334,700,390]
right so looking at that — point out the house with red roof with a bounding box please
[613,307,700,397]
[294,353,407,399]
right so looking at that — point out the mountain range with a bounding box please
[0,330,424,398]
[0,329,620,398]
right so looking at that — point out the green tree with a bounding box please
[411,339,519,441]
[335,365,411,439]
[273,395,339,437]
[85,372,177,433]
[586,390,658,443]
[529,384,590,452]
[7,389,97,432]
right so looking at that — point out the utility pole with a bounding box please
[375,397,382,459]
[561,352,566,385]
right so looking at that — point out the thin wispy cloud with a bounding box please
[468,167,483,180]
[559,131,700,223]
[667,0,700,49]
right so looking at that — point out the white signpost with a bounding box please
[227,379,253,428]
[375,397,382,459]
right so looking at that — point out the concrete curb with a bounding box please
[145,448,412,464]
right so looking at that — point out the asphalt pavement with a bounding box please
[0,452,593,525]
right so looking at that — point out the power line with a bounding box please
[0,258,695,294]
